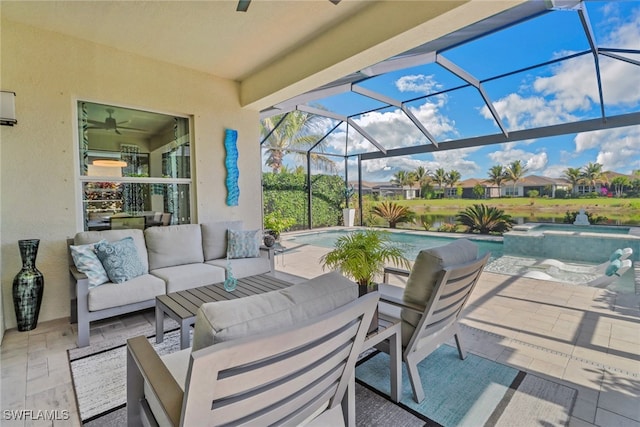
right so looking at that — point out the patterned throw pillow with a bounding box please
[227,229,261,259]
[70,240,110,288]
[95,237,145,284]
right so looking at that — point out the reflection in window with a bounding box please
[78,101,192,230]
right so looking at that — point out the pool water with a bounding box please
[285,229,502,261]
[286,229,636,293]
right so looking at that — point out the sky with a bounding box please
[265,1,640,183]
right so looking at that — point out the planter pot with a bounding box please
[343,208,356,227]
[12,239,44,331]
[358,283,378,334]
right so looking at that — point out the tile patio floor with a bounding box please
[1,236,639,426]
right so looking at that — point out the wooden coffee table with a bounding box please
[155,274,293,349]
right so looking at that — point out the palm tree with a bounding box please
[260,111,335,173]
[391,170,411,187]
[486,165,507,197]
[504,160,527,197]
[581,162,605,193]
[611,176,629,197]
[430,168,447,197]
[391,170,414,198]
[371,201,416,228]
[445,170,461,198]
[563,167,583,196]
[413,166,430,198]
[320,229,409,287]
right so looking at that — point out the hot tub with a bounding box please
[503,223,640,263]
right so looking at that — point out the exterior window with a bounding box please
[504,187,519,197]
[78,101,192,231]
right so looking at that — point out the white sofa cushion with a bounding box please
[206,257,271,279]
[145,224,204,270]
[87,274,165,311]
[74,229,149,272]
[192,271,357,351]
[150,263,225,293]
[201,220,243,261]
[401,239,478,344]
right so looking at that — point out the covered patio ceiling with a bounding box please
[260,0,640,163]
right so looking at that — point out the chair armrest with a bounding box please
[378,284,424,314]
[127,336,183,427]
[69,265,87,281]
[383,266,410,283]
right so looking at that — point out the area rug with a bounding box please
[356,345,577,427]
[69,327,187,423]
[69,329,424,426]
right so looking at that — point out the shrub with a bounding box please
[419,214,432,231]
[527,190,539,198]
[555,189,568,199]
[437,223,459,233]
[371,201,416,228]
[456,204,514,234]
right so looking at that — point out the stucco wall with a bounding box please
[0,20,262,330]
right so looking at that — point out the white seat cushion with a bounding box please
[192,271,357,351]
[150,263,225,293]
[145,224,204,270]
[201,220,243,261]
[87,274,165,311]
[205,257,271,279]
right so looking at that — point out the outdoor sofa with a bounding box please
[68,221,273,347]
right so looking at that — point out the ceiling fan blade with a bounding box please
[115,129,122,135]
[87,119,104,126]
[237,0,251,12]
[86,126,103,130]
[117,125,148,132]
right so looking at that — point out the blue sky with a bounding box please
[280,1,640,183]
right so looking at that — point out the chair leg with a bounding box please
[454,324,467,360]
[77,318,90,348]
[405,357,425,403]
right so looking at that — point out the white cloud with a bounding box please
[481,5,640,132]
[573,126,640,173]
[325,99,457,153]
[486,147,548,174]
[395,74,442,94]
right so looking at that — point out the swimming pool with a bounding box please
[285,228,637,293]
[505,223,640,263]
[285,229,503,261]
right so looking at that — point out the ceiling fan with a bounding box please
[86,108,146,135]
[237,0,340,12]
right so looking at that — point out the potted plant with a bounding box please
[263,212,295,241]
[320,229,410,332]
[342,185,356,227]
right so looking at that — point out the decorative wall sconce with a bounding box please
[0,91,17,126]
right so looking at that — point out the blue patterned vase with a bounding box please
[12,239,44,331]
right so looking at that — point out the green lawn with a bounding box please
[383,197,640,225]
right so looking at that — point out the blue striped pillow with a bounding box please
[70,240,110,288]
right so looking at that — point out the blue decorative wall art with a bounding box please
[224,129,239,206]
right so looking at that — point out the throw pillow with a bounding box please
[227,229,261,259]
[70,240,110,288]
[95,237,145,284]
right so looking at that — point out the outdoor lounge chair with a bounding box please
[376,239,490,403]
[524,258,632,288]
[532,247,633,274]
[126,288,378,426]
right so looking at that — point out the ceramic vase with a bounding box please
[12,239,45,331]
